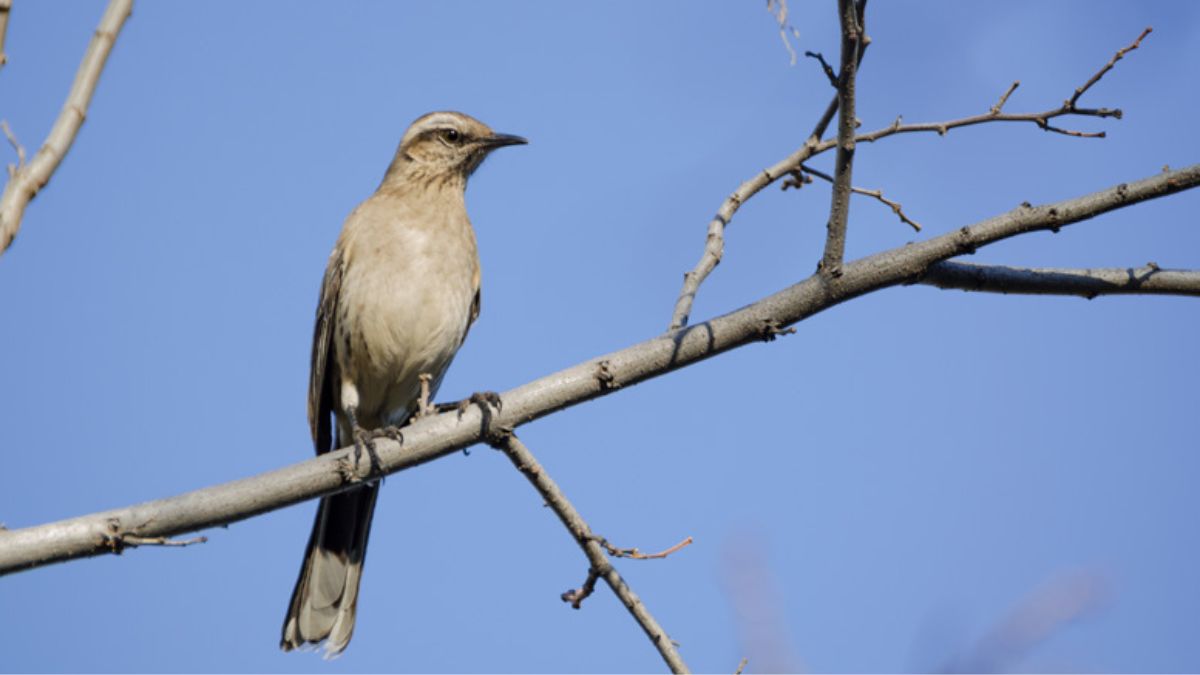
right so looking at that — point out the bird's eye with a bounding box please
[442,128,462,143]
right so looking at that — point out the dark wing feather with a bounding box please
[458,286,481,348]
[307,247,343,455]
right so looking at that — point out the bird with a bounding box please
[281,111,526,657]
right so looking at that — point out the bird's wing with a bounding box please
[308,246,344,454]
[459,286,481,348]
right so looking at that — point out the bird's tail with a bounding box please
[281,481,380,658]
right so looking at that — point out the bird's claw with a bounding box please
[368,425,404,445]
[353,427,383,476]
[456,391,502,419]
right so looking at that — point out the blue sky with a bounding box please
[1,1,1197,672]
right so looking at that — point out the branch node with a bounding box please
[759,318,797,342]
[595,359,620,391]
[99,518,207,554]
[561,567,600,609]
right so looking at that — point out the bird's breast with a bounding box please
[335,205,480,424]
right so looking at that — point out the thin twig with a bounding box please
[119,534,208,548]
[0,0,133,256]
[990,81,1020,114]
[917,260,1200,298]
[1070,27,1152,108]
[766,0,799,65]
[594,535,694,560]
[734,657,749,675]
[2,120,25,178]
[490,431,691,674]
[804,50,838,88]
[819,0,866,276]
[794,164,921,231]
[0,0,11,70]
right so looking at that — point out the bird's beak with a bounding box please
[481,133,528,149]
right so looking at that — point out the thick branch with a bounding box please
[490,431,690,674]
[819,0,863,276]
[0,0,132,256]
[2,165,1197,576]
[919,261,1200,298]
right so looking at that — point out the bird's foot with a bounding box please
[368,425,404,445]
[352,426,383,476]
[446,390,502,419]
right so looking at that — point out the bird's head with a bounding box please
[387,111,526,185]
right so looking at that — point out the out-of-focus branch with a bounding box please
[489,431,690,674]
[667,25,1148,329]
[941,571,1107,672]
[0,0,132,256]
[3,165,1195,579]
[819,0,864,276]
[918,260,1200,298]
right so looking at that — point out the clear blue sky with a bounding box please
[1,2,1197,672]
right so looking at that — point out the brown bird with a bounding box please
[281,111,526,657]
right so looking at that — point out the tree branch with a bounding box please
[667,25,1148,329]
[2,164,1195,577]
[819,0,864,276]
[0,0,132,256]
[918,260,1200,298]
[790,163,922,232]
[0,0,11,71]
[669,2,870,331]
[489,431,690,674]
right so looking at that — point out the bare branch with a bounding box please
[2,119,25,178]
[0,0,10,70]
[734,657,749,675]
[990,81,1020,114]
[804,50,837,88]
[856,29,1153,145]
[1070,27,1152,108]
[766,0,800,66]
[561,568,600,609]
[819,0,865,276]
[793,164,921,231]
[918,261,1200,298]
[668,27,1149,329]
[2,165,1194,579]
[668,2,871,330]
[490,431,691,674]
[594,535,694,560]
[0,0,133,257]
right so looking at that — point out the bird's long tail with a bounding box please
[281,480,379,658]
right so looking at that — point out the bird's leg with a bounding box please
[415,373,436,419]
[346,405,382,475]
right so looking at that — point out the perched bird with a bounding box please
[281,111,526,657]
